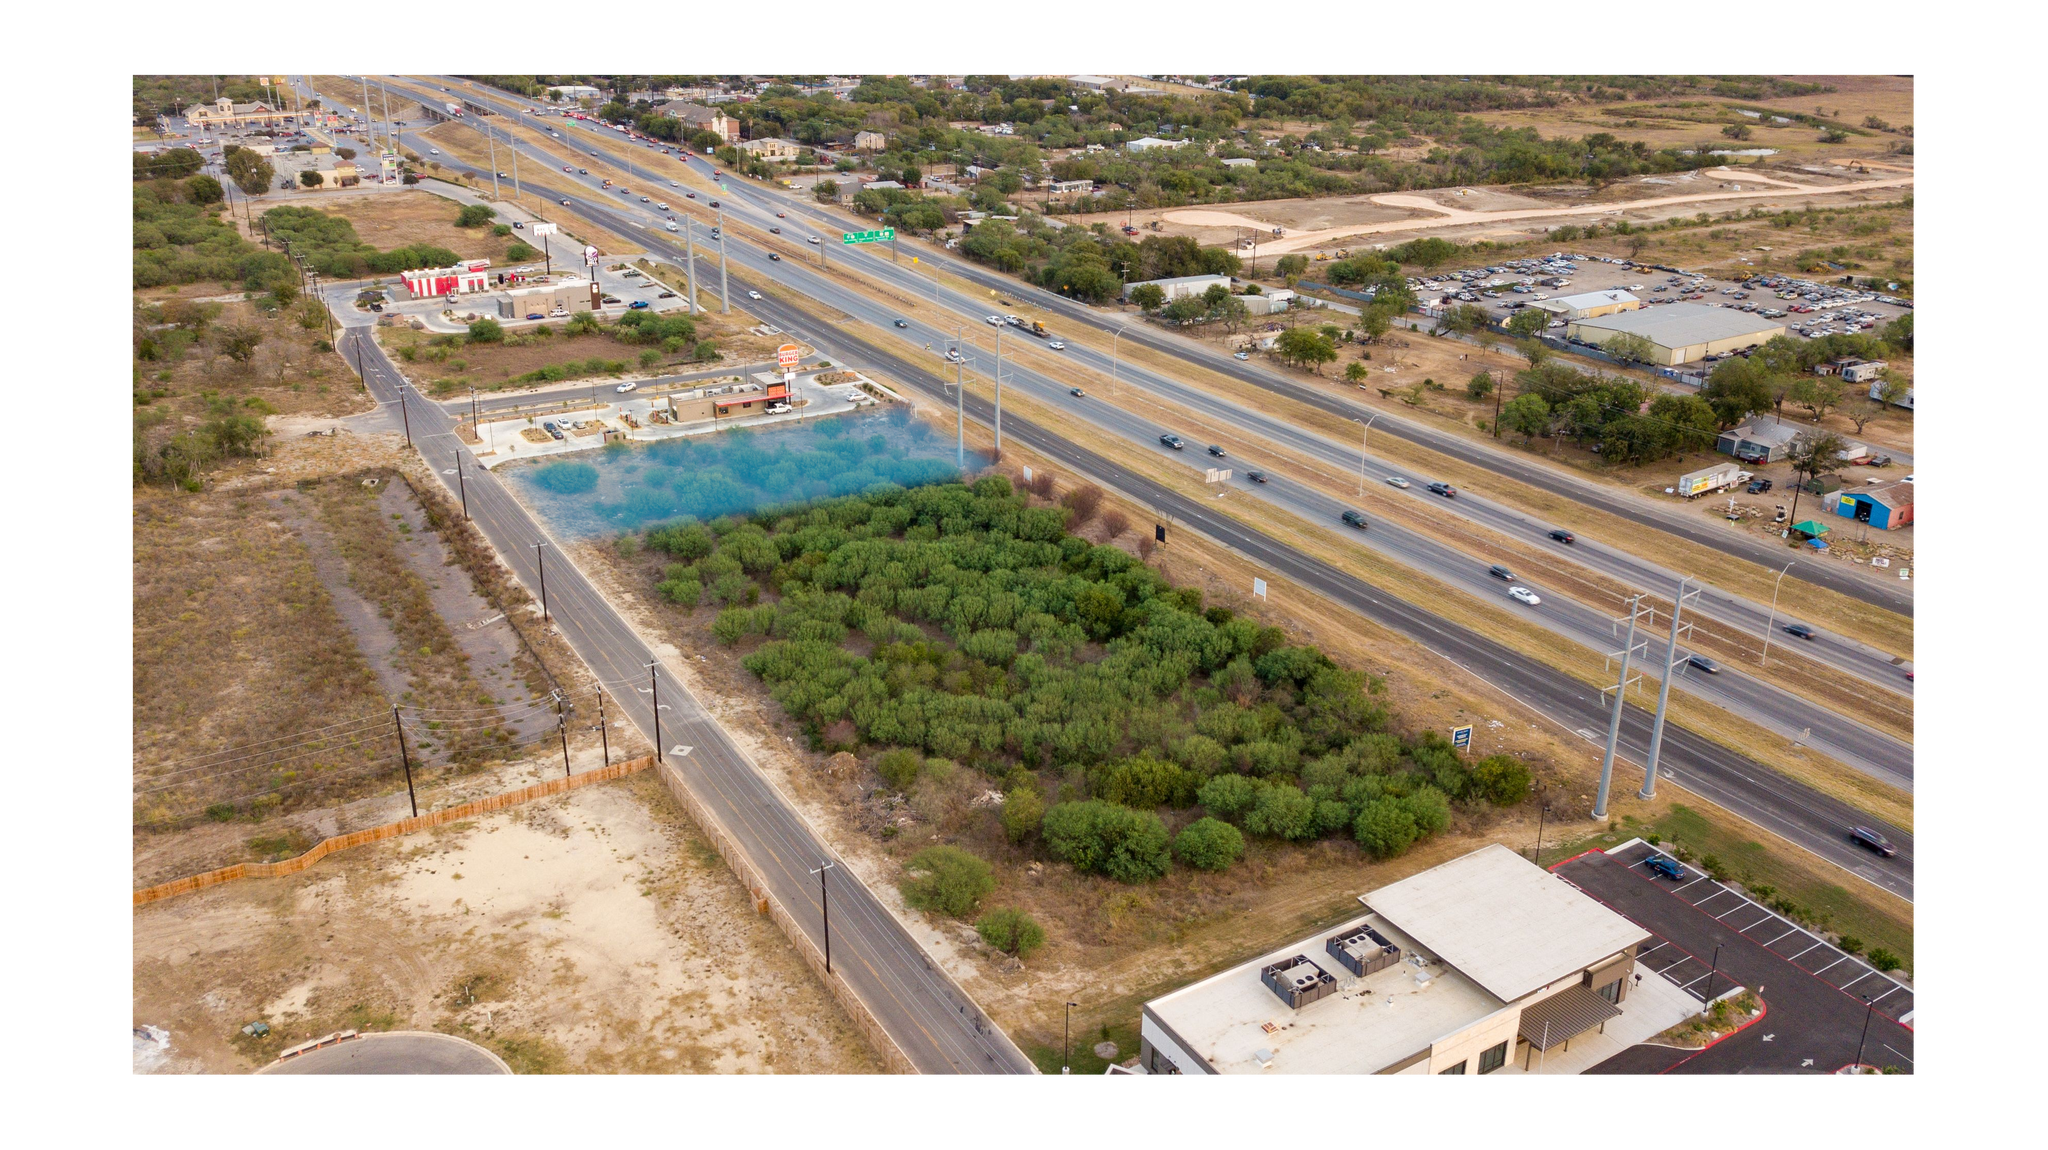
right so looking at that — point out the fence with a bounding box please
[132,755,656,907]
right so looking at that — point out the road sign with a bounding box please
[1450,725,1473,751]
[1252,578,1267,601]
[531,222,558,238]
[842,228,896,245]
[777,343,802,371]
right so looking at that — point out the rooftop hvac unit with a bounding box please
[1327,924,1402,979]
[1260,956,1338,1010]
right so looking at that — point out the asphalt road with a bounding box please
[385,80,1913,898]
[258,1031,510,1074]
[332,312,1034,1075]
[388,96,1912,792]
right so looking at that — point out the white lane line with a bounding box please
[1882,1042,1913,1066]
[1690,886,1730,905]
[1788,941,1827,961]
[1763,927,1802,947]
[1672,876,1710,894]
[1736,913,1777,932]
[1714,900,1757,920]
[1868,986,1900,1006]
[1811,955,1849,976]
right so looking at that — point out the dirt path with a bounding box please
[1200,168,1915,254]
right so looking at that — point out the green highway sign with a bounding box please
[842,228,896,245]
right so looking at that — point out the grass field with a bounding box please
[304,190,527,265]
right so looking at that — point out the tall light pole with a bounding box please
[810,860,837,975]
[1642,577,1699,799]
[1063,1001,1079,1075]
[1759,561,1794,668]
[1109,318,1130,397]
[1532,801,1551,863]
[1854,995,1876,1072]
[1351,415,1377,497]
[716,205,729,314]
[535,542,550,622]
[993,326,1003,458]
[1593,594,1648,820]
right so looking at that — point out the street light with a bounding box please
[1109,318,1130,397]
[1532,801,1552,864]
[1854,994,1876,1073]
[1759,561,1795,668]
[1351,415,1377,497]
[810,860,837,975]
[1063,1001,1079,1075]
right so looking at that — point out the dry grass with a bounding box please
[302,190,526,264]
[133,293,370,420]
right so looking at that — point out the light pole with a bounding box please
[1109,318,1130,397]
[1532,802,1551,863]
[1854,995,1876,1072]
[1759,561,1794,668]
[1351,415,1376,496]
[810,860,837,975]
[535,542,550,622]
[644,661,663,764]
[993,326,1002,458]
[1063,1001,1078,1075]
[1701,942,1723,1002]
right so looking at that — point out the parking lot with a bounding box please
[1559,841,1914,1074]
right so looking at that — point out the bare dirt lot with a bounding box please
[133,770,882,1074]
[300,189,526,265]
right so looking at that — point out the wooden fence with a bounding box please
[132,756,656,907]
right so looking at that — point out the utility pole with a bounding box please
[955,351,965,469]
[647,662,663,764]
[454,450,468,520]
[1593,594,1650,820]
[398,381,412,447]
[683,220,698,314]
[596,685,610,766]
[536,542,549,622]
[809,860,836,974]
[716,206,730,313]
[1492,370,1505,437]
[392,705,418,818]
[1640,578,1700,799]
[993,327,1003,458]
[486,128,500,199]
[508,127,520,202]
[555,690,572,777]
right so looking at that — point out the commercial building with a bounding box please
[186,96,299,131]
[1125,135,1188,152]
[1568,303,1786,366]
[853,130,888,152]
[549,85,602,102]
[673,103,736,143]
[301,159,360,190]
[1047,179,1096,194]
[1716,420,1805,464]
[492,276,595,319]
[1834,480,1914,531]
[1122,274,1231,303]
[1531,288,1640,322]
[739,137,801,162]
[401,259,492,299]
[1140,846,1653,1075]
[664,372,790,423]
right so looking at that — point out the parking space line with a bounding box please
[1836,968,1883,992]
[1762,927,1802,948]
[1678,972,1715,990]
[1736,913,1777,933]
[1671,876,1709,894]
[1788,941,1827,961]
[1811,955,1849,976]
[1688,886,1729,905]
[1638,941,1667,958]
[1868,986,1899,1006]
[1882,1042,1913,1066]
[1713,900,1756,920]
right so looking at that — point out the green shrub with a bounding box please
[975,908,1045,958]
[1000,788,1045,843]
[1042,800,1171,883]
[1400,786,1452,836]
[874,748,923,790]
[1867,948,1902,973]
[1471,756,1532,805]
[466,317,504,344]
[1353,798,1419,858]
[1836,935,1864,956]
[456,203,496,227]
[204,802,237,823]
[1244,783,1317,840]
[1197,774,1261,820]
[900,846,995,918]
[1173,818,1245,871]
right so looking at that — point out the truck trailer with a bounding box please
[1678,463,1750,499]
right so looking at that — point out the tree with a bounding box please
[1274,254,1308,282]
[1722,123,1754,141]
[223,147,274,196]
[1789,375,1845,421]
[1128,283,1166,313]
[1173,818,1245,871]
[1627,232,1651,259]
[1345,361,1368,383]
[1470,756,1532,805]
[1843,399,1882,435]
[1647,393,1720,452]
[298,170,322,188]
[506,241,538,261]
[466,317,504,344]
[1601,332,1657,367]
[1439,303,1489,336]
[975,908,1045,958]
[1276,327,1337,373]
[1784,430,1847,529]
[1358,306,1393,343]
[875,748,922,789]
[1000,788,1045,843]
[1353,798,1420,859]
[1041,800,1171,883]
[184,174,224,205]
[1700,359,1778,427]
[899,845,995,918]
[1244,783,1317,840]
[1198,774,1261,820]
[1466,371,1494,400]
[456,203,496,228]
[1505,308,1549,341]
[217,324,264,364]
[1874,369,1911,410]
[1500,393,1551,441]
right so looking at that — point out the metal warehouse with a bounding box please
[1834,480,1914,531]
[1568,303,1786,365]
[1531,289,1640,321]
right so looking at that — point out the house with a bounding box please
[854,130,888,152]
[1869,377,1914,410]
[1221,157,1258,168]
[1716,420,1805,464]
[1139,846,1662,1075]
[1126,136,1187,152]
[1834,481,1914,531]
[1047,179,1095,195]
[738,137,801,162]
[673,103,736,143]
[1841,359,1888,383]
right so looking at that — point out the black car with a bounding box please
[1340,510,1368,529]
[1548,529,1575,544]
[657,291,676,299]
[1784,623,1818,640]
[1207,445,1227,458]
[1850,826,1897,858]
[1246,470,1268,484]
[1069,388,1085,397]
[1427,481,1457,498]
[1159,434,1185,450]
[1746,479,1773,494]
[1488,564,1515,581]
[894,319,910,328]
[709,200,720,208]
[769,253,782,261]
[770,227,781,234]
[1687,654,1720,674]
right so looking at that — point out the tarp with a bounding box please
[1807,537,1829,550]
[1791,520,1831,535]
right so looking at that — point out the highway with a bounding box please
[344,76,1908,888]
[374,94,1912,794]
[329,309,1035,1075]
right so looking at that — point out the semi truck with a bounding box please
[444,102,464,118]
[1030,320,1051,338]
[1678,462,1751,499]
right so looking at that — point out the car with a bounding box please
[1547,529,1575,544]
[1160,434,1186,450]
[1049,340,1066,350]
[709,201,720,208]
[1850,826,1897,858]
[1508,586,1541,606]
[1069,387,1086,397]
[686,191,696,198]
[670,181,679,188]
[808,236,821,244]
[1005,315,1023,327]
[512,221,524,230]
[621,270,641,278]
[1783,623,1817,640]
[664,222,678,232]
[986,315,1003,326]
[560,198,572,206]
[769,253,782,261]
[1234,350,1250,360]
[766,403,792,414]
[428,148,439,155]
[525,313,545,320]
[946,349,963,363]
[656,201,668,210]
[1206,445,1229,458]
[770,227,781,234]
[1686,654,1720,674]
[578,167,589,174]
[894,319,910,328]
[657,290,676,299]
[1644,854,1686,880]
[1427,481,1458,498]
[747,290,762,300]
[1246,470,1268,484]
[1488,564,1516,581]
[1385,476,1410,489]
[628,300,650,310]
[777,212,786,218]
[1340,510,1369,529]
[542,421,563,440]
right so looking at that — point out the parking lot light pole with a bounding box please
[1702,943,1723,1003]
[1854,995,1876,1072]
[1532,802,1551,864]
[1759,561,1794,669]
[1063,1001,1078,1075]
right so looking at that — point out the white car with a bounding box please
[670,181,679,187]
[428,148,440,155]
[664,222,677,232]
[985,315,1003,326]
[1508,586,1542,606]
[1048,340,1066,350]
[1385,476,1411,489]
[616,382,638,393]
[747,290,762,300]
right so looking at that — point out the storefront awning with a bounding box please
[1518,984,1622,1051]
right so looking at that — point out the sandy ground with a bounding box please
[133,771,881,1074]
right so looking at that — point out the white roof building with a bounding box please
[1126,136,1188,152]
[1139,845,1656,1076]
[1530,288,1641,321]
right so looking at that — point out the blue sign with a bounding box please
[1450,725,1473,751]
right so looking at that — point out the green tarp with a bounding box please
[1791,520,1831,536]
